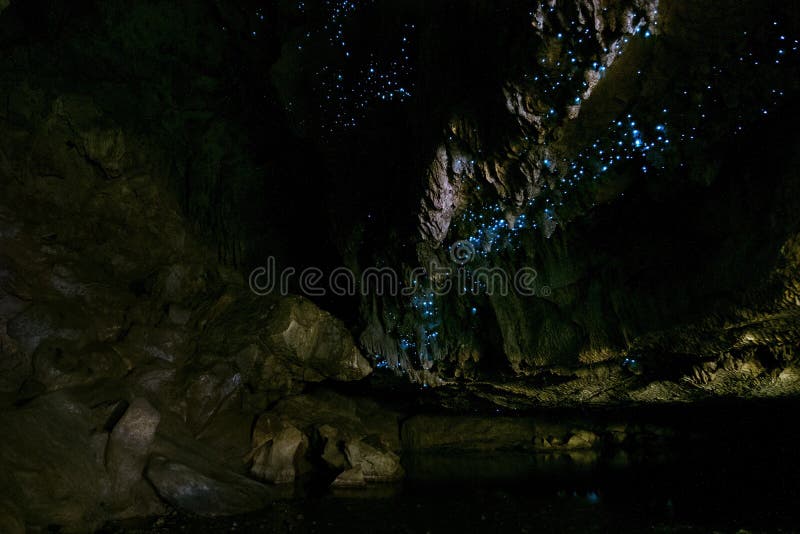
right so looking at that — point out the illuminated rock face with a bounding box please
[258,389,405,483]
[418,0,660,246]
[350,0,800,394]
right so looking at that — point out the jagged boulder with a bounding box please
[145,457,274,517]
[264,296,372,382]
[331,465,367,488]
[200,295,372,403]
[106,398,161,497]
[252,389,403,486]
[343,438,404,482]
[249,415,309,484]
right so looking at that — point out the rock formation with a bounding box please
[0,93,373,530]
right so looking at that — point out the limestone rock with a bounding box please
[146,457,273,516]
[266,389,401,453]
[263,296,372,382]
[106,398,161,498]
[331,465,367,488]
[250,423,308,484]
[201,296,372,399]
[344,439,404,483]
[256,390,404,485]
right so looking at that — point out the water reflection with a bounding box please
[403,449,611,482]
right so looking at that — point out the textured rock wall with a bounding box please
[0,91,371,530]
[353,0,800,403]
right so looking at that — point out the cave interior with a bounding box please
[1,0,800,532]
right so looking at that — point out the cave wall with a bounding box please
[0,76,374,531]
[331,0,800,395]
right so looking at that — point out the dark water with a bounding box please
[105,402,800,533]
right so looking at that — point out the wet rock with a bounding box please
[250,416,308,484]
[331,465,367,488]
[566,430,600,449]
[264,296,372,381]
[536,429,600,450]
[252,428,306,484]
[419,145,461,244]
[146,456,273,517]
[256,390,403,484]
[148,408,256,482]
[344,438,404,482]
[201,296,372,398]
[106,398,161,499]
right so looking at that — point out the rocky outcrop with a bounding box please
[106,398,162,514]
[201,294,371,405]
[249,389,404,486]
[145,457,275,517]
[249,418,309,484]
[343,438,404,482]
[0,91,374,530]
